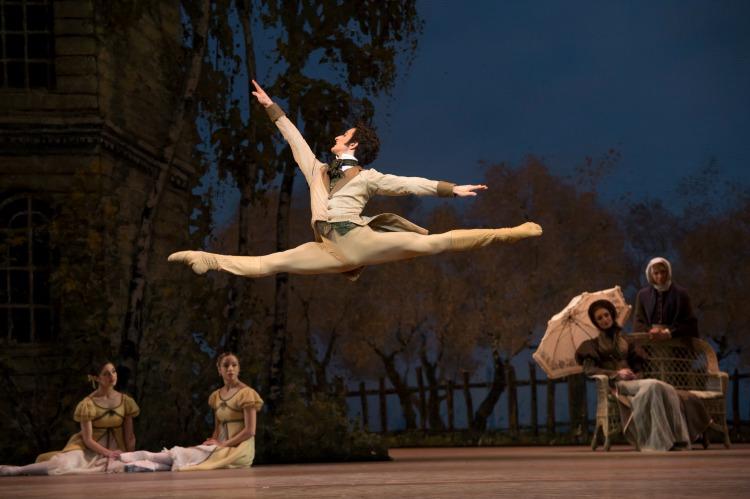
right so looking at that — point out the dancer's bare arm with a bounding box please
[215,407,257,448]
[251,79,321,183]
[123,416,136,452]
[202,416,222,445]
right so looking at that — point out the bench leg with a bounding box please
[604,434,612,451]
[591,425,601,450]
[708,421,731,449]
[723,425,731,449]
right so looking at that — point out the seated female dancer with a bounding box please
[0,360,139,475]
[120,352,263,471]
[575,299,710,451]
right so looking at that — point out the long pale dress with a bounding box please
[576,332,708,451]
[170,386,263,471]
[35,394,140,474]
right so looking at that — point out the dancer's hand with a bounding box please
[104,449,122,459]
[202,438,220,446]
[453,184,487,197]
[616,368,637,380]
[251,79,273,108]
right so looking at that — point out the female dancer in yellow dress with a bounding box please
[0,360,139,475]
[120,352,263,471]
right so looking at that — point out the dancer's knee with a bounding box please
[412,236,447,256]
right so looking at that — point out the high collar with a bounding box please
[336,153,358,171]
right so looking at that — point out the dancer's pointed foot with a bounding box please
[489,222,544,243]
[0,465,20,476]
[449,222,543,251]
[167,250,218,275]
[509,221,543,240]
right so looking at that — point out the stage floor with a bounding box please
[1,445,748,498]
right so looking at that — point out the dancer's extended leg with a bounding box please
[341,222,543,266]
[169,222,542,277]
[0,462,51,476]
[120,450,173,465]
[168,241,353,277]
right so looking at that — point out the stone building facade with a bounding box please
[0,1,199,461]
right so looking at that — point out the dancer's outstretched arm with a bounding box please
[251,79,324,185]
[368,169,488,198]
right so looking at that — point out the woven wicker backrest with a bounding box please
[637,338,718,391]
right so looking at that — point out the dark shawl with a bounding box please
[633,283,699,338]
[575,333,647,383]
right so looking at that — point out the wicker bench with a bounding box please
[590,336,730,451]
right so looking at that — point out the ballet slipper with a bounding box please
[449,222,543,251]
[0,465,21,476]
[503,221,543,240]
[167,250,219,275]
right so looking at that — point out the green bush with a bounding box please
[256,393,388,464]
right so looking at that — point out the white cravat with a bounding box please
[337,153,358,172]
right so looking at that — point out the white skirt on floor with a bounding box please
[616,379,691,451]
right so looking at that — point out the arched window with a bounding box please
[1,0,55,89]
[0,194,54,343]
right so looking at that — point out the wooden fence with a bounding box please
[346,364,750,436]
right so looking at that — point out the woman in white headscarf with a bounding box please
[633,257,698,339]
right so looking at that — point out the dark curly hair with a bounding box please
[349,121,380,166]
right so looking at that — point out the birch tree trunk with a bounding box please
[119,1,211,396]
[225,0,260,353]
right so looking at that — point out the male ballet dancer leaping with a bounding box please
[169,80,542,280]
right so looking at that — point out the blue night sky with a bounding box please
[368,0,750,205]
[208,0,749,221]
[201,1,750,428]
[365,0,750,427]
